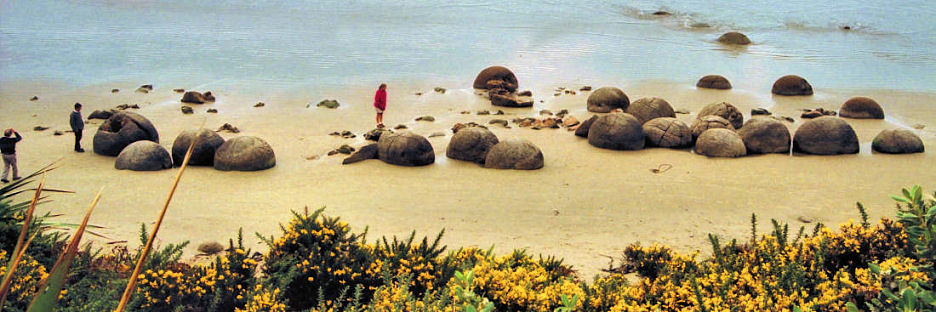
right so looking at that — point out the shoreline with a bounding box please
[1,76,933,277]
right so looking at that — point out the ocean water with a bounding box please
[1,0,934,94]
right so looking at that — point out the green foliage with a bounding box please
[452,270,493,312]
[554,294,579,312]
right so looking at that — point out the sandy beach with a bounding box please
[0,76,932,278]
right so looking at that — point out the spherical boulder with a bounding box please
[587,113,645,150]
[171,129,225,166]
[625,97,676,124]
[115,141,172,171]
[696,75,732,89]
[872,129,924,154]
[484,139,544,170]
[717,32,751,45]
[772,75,813,96]
[446,127,499,164]
[695,128,747,157]
[737,118,791,154]
[473,66,518,92]
[691,115,735,141]
[792,117,859,155]
[840,97,884,119]
[574,115,598,138]
[586,87,629,113]
[213,136,276,171]
[377,131,435,166]
[642,117,691,148]
[93,112,160,156]
[697,102,743,129]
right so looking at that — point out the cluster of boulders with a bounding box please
[473,66,533,107]
[446,126,543,170]
[92,112,275,171]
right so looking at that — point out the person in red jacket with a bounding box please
[374,83,387,127]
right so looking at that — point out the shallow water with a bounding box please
[1,0,935,94]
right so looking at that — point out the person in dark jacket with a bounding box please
[0,128,22,183]
[373,83,387,128]
[70,103,85,152]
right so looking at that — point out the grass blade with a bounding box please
[0,175,45,308]
[115,130,199,312]
[27,188,103,312]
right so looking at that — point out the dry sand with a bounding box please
[1,79,934,278]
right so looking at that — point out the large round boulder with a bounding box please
[642,117,691,148]
[872,129,924,154]
[717,32,751,45]
[586,87,629,113]
[214,136,276,171]
[93,112,160,156]
[115,141,172,171]
[840,97,884,119]
[171,129,225,166]
[695,129,747,157]
[574,115,598,138]
[691,115,735,141]
[484,139,544,170]
[625,97,675,124]
[772,75,813,96]
[792,117,859,155]
[587,113,645,150]
[377,131,435,166]
[697,102,743,129]
[696,75,732,89]
[473,66,518,92]
[446,127,499,164]
[737,118,791,154]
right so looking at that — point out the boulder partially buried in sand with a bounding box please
[772,75,813,96]
[737,118,791,154]
[214,136,276,171]
[717,32,751,45]
[181,91,215,104]
[115,141,172,171]
[484,139,544,170]
[792,117,858,155]
[691,115,735,141]
[697,102,743,129]
[587,113,645,150]
[696,75,732,89]
[446,127,499,164]
[872,129,924,154]
[93,112,160,156]
[377,131,435,166]
[171,129,225,166]
[642,117,691,148]
[840,97,884,119]
[626,97,676,124]
[586,87,629,113]
[695,128,747,157]
[574,115,598,138]
[473,66,518,92]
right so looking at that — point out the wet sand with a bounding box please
[1,79,934,277]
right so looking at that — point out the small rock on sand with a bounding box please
[316,99,340,109]
[30,96,39,101]
[216,123,240,133]
[33,126,49,131]
[254,102,265,107]
[53,131,63,136]
[197,241,225,255]
[477,110,490,115]
[428,132,446,138]
[434,87,446,93]
[207,108,218,113]
[394,124,408,130]
[181,106,194,114]
[416,115,435,122]
[111,89,119,93]
[173,88,185,93]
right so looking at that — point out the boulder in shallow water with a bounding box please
[792,116,858,155]
[872,129,924,154]
[484,138,544,170]
[93,112,160,156]
[772,75,813,96]
[840,97,884,119]
[696,75,732,89]
[171,129,225,166]
[717,32,751,45]
[213,136,276,171]
[377,131,434,166]
[587,113,645,150]
[115,141,172,171]
[586,87,629,113]
[473,66,518,92]
[694,128,747,157]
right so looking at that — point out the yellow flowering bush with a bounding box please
[0,250,49,311]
